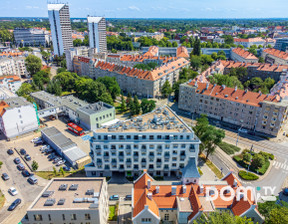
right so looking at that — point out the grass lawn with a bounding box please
[108,205,118,221]
[200,153,224,179]
[35,168,85,180]
[0,190,5,209]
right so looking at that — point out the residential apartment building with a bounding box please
[178,80,288,136]
[22,178,109,224]
[31,91,115,130]
[87,16,107,53]
[230,48,259,63]
[65,46,90,71]
[85,106,201,177]
[234,37,265,48]
[262,48,288,65]
[13,28,50,47]
[48,3,73,56]
[0,97,39,139]
[0,75,22,93]
[274,38,288,52]
[0,57,28,77]
[132,170,264,224]
[0,86,17,100]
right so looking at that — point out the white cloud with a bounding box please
[128,6,140,11]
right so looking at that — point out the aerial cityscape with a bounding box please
[0,0,288,223]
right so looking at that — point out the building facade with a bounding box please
[274,38,288,52]
[22,178,109,224]
[87,17,107,53]
[0,57,28,77]
[178,81,288,136]
[14,28,50,47]
[262,48,288,66]
[0,97,39,139]
[0,75,22,93]
[85,106,201,177]
[48,3,73,56]
[230,48,259,63]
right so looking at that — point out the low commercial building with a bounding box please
[274,38,288,52]
[41,127,90,168]
[0,97,39,139]
[14,28,50,47]
[262,48,288,65]
[31,91,115,131]
[132,170,264,224]
[22,178,109,224]
[85,106,201,177]
[230,48,259,63]
[178,80,288,136]
[0,75,22,93]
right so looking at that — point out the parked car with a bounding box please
[24,154,31,161]
[20,149,26,155]
[7,149,14,155]
[8,187,18,196]
[1,173,9,181]
[14,157,21,164]
[125,195,132,200]
[34,140,44,146]
[53,157,61,163]
[17,163,25,170]
[22,170,31,177]
[56,160,66,166]
[31,137,41,143]
[40,145,50,151]
[63,166,71,171]
[238,128,248,134]
[109,195,119,200]
[28,175,38,184]
[44,148,54,155]
[283,188,288,196]
[8,198,21,211]
[48,153,55,159]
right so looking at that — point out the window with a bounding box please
[71,214,77,220]
[141,218,151,223]
[62,214,65,220]
[34,215,43,221]
[164,214,169,220]
[48,214,51,221]
[85,214,91,220]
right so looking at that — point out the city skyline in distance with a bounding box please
[0,0,287,19]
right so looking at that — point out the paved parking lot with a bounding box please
[0,136,48,224]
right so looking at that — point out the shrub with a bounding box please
[238,170,259,180]
[259,151,274,160]
[256,161,270,175]
[252,154,265,169]
[198,167,203,176]
[233,156,248,169]
[218,142,241,155]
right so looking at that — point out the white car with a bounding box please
[31,137,41,143]
[40,145,50,151]
[8,187,18,196]
[57,160,66,166]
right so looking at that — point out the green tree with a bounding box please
[251,154,265,169]
[25,54,42,75]
[266,207,288,224]
[161,80,172,98]
[243,152,252,163]
[32,160,39,171]
[16,83,35,100]
[126,93,133,110]
[120,94,127,112]
[53,166,57,176]
[132,95,141,115]
[53,71,79,92]
[224,35,234,45]
[192,38,201,56]
[172,41,178,47]
[141,99,156,114]
[97,76,121,100]
[190,55,202,70]
[59,167,65,176]
[248,48,258,56]
[57,67,67,74]
[46,80,62,96]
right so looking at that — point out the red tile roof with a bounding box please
[0,75,21,82]
[234,37,264,43]
[264,48,288,60]
[176,46,189,58]
[143,46,159,57]
[232,48,258,60]
[188,80,279,107]
[0,101,9,117]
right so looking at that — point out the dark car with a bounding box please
[22,170,31,177]
[24,154,31,161]
[125,195,132,200]
[17,163,25,170]
[28,175,38,185]
[283,188,288,196]
[7,149,14,155]
[8,198,21,211]
[20,149,26,155]
[14,157,21,164]
[1,173,9,181]
[63,166,71,171]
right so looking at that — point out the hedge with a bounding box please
[234,155,271,175]
[238,170,259,180]
[218,142,241,155]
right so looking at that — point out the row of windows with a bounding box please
[95,113,113,122]
[33,213,91,221]
[94,144,194,150]
[98,163,185,170]
[97,134,192,141]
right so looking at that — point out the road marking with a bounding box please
[273,161,276,166]
[281,163,286,169]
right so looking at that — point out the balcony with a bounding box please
[126,161,132,165]
[103,156,109,159]
[164,154,170,158]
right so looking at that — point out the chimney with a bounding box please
[233,179,237,187]
[156,186,160,194]
[182,185,187,194]
[200,184,204,193]
[147,179,151,189]
[171,186,177,195]
[235,86,237,92]
[147,192,152,200]
[206,83,209,90]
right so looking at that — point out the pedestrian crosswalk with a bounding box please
[272,160,288,170]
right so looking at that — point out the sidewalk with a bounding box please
[198,160,220,181]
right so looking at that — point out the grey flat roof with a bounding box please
[77,102,113,115]
[5,97,31,108]
[64,146,87,162]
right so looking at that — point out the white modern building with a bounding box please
[48,3,73,56]
[21,178,109,224]
[0,57,28,77]
[14,28,50,47]
[0,97,39,139]
[0,75,22,93]
[85,106,201,178]
[87,16,107,53]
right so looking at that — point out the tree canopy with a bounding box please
[25,54,42,75]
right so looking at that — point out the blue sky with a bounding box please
[1,0,287,18]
